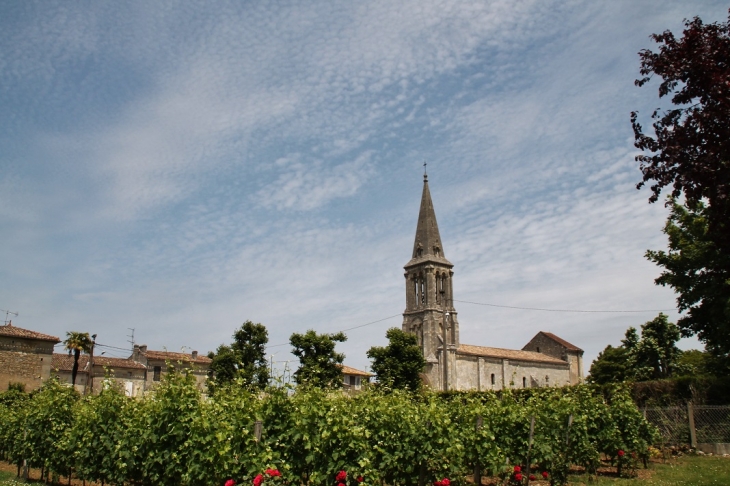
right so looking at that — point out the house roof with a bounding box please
[457,344,569,365]
[52,353,146,371]
[0,324,60,343]
[340,365,373,377]
[144,350,212,365]
[538,332,583,352]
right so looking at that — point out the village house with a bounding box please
[130,344,212,391]
[341,365,372,391]
[51,353,147,396]
[402,174,584,391]
[0,322,59,392]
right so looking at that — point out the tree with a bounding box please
[367,328,426,392]
[632,11,730,251]
[289,330,346,388]
[646,200,730,367]
[63,331,92,386]
[588,314,683,383]
[587,345,630,385]
[208,320,270,392]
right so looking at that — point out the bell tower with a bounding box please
[402,173,458,390]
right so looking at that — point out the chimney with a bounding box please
[132,344,139,361]
[139,344,147,354]
[191,350,198,360]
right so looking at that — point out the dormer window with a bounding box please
[433,245,440,256]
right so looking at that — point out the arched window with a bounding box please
[490,373,495,385]
[536,346,540,353]
[545,375,549,385]
[522,377,527,388]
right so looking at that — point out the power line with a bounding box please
[266,313,402,349]
[453,299,674,314]
[95,342,133,352]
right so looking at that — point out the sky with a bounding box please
[1,1,728,378]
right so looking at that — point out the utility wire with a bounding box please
[452,299,674,313]
[266,313,402,349]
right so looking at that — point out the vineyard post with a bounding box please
[524,416,534,484]
[687,403,697,449]
[254,420,263,442]
[474,415,482,486]
[565,415,573,446]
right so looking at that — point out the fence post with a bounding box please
[525,416,535,483]
[687,403,697,449]
[474,415,483,486]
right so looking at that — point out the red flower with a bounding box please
[253,474,264,486]
[514,473,522,481]
[433,481,442,486]
[265,469,281,478]
[618,450,625,457]
[441,479,450,486]
[529,475,536,481]
[338,483,346,486]
[336,471,347,482]
[513,465,521,473]
[356,477,364,483]
[226,480,236,486]
[542,471,549,479]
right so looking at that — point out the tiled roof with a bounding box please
[457,344,569,365]
[144,350,212,365]
[539,332,583,352]
[0,324,60,343]
[340,365,373,377]
[52,354,146,371]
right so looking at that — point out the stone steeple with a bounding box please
[402,173,459,390]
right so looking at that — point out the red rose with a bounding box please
[441,479,450,486]
[265,469,281,478]
[336,471,347,482]
[618,450,625,457]
[226,480,236,486]
[253,475,263,486]
[356,477,364,483]
[338,483,346,486]
[514,473,522,481]
[542,471,549,479]
[529,475,536,481]
[433,481,442,486]
[513,465,521,473]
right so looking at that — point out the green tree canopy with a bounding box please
[63,331,92,386]
[208,320,270,392]
[587,345,630,385]
[289,330,346,388]
[367,328,426,392]
[646,200,730,370]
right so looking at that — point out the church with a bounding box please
[402,174,584,391]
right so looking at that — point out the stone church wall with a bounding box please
[453,354,570,391]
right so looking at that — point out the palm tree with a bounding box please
[64,331,93,386]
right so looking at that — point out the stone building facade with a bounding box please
[402,175,583,391]
[51,354,147,396]
[130,344,212,391]
[0,323,59,392]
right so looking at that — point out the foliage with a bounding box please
[646,201,730,370]
[631,11,730,248]
[589,314,684,384]
[0,380,660,486]
[290,330,347,388]
[209,320,271,393]
[587,345,630,385]
[367,328,426,392]
[63,331,93,386]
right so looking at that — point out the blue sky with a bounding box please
[1,1,727,376]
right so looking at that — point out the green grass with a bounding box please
[567,455,730,486]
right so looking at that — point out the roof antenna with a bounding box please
[423,161,428,181]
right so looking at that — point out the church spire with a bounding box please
[409,173,451,265]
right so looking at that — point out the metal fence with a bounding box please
[645,404,730,446]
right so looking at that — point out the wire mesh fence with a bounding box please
[645,405,730,446]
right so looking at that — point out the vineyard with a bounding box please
[0,372,656,486]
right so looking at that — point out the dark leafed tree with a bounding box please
[633,12,730,368]
[632,11,730,250]
[208,320,270,392]
[63,331,93,386]
[367,328,426,392]
[587,345,630,385]
[289,330,346,388]
[646,201,730,369]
